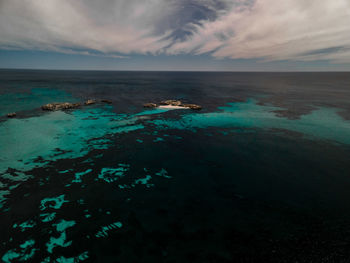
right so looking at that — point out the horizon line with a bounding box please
[0,68,349,73]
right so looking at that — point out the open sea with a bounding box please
[0,69,350,262]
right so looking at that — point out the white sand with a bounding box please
[158,105,189,109]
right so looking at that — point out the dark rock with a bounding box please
[182,104,202,110]
[143,103,157,108]
[160,100,182,106]
[7,112,16,118]
[41,102,81,111]
[101,99,112,104]
[84,99,96,105]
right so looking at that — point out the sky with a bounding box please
[0,0,350,71]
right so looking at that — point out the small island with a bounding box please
[41,99,106,111]
[143,100,202,110]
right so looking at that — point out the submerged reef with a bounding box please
[1,93,350,262]
[150,99,350,145]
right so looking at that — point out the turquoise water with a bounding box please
[0,106,149,179]
[2,97,348,186]
[1,71,350,262]
[2,239,36,263]
[95,222,123,238]
[0,88,74,116]
[151,99,350,144]
[1,92,350,215]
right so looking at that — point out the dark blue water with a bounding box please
[1,70,350,262]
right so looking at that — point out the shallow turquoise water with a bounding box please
[1,96,350,210]
[0,106,144,177]
[0,88,75,116]
[151,99,350,145]
[2,97,348,185]
[1,71,350,262]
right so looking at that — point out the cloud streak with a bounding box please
[0,0,349,63]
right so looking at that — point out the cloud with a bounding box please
[168,0,350,63]
[0,0,349,63]
[0,0,173,55]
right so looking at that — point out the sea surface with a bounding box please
[0,70,350,262]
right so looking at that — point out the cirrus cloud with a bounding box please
[0,0,349,63]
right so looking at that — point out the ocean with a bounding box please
[0,69,350,262]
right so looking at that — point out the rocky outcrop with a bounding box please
[41,99,107,112]
[84,99,96,105]
[7,112,16,118]
[181,104,202,110]
[146,100,202,110]
[160,100,182,106]
[143,103,157,108]
[41,102,81,111]
[101,99,112,104]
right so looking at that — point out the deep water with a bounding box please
[1,70,350,262]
